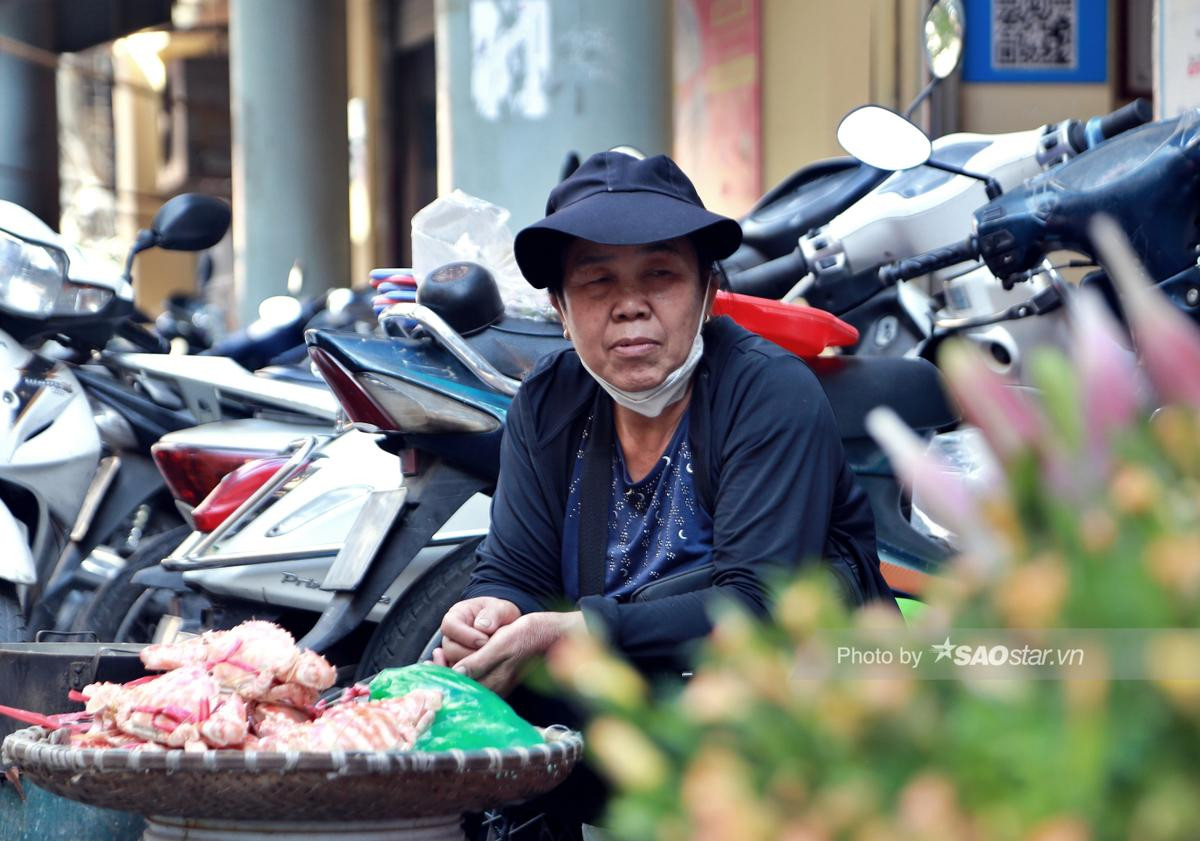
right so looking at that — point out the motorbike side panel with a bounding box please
[0,340,101,527]
[111,353,339,422]
[181,491,490,618]
[0,500,36,585]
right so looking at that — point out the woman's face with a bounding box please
[554,237,711,393]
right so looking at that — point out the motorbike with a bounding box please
[0,195,233,639]
[862,108,1200,328]
[14,193,361,640]
[724,0,1150,383]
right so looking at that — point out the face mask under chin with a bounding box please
[571,289,710,419]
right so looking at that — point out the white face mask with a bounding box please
[573,288,710,419]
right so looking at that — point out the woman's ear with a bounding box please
[704,271,719,317]
[550,291,570,339]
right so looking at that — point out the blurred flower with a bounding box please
[774,578,835,641]
[1145,632,1200,710]
[1091,215,1200,409]
[1109,464,1160,515]
[1070,288,1141,462]
[1144,534,1200,599]
[681,746,777,841]
[586,716,669,792]
[777,820,831,841]
[864,406,980,535]
[1025,816,1091,841]
[897,773,969,841]
[679,668,753,724]
[1150,406,1200,478]
[1062,675,1109,713]
[866,406,1006,575]
[808,776,879,836]
[991,552,1069,627]
[544,629,646,709]
[940,341,1046,462]
[1078,507,1118,555]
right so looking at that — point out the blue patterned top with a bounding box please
[561,411,713,601]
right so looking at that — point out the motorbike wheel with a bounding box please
[70,525,191,642]
[354,537,482,679]
[0,582,26,641]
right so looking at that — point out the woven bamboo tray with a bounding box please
[2,725,583,821]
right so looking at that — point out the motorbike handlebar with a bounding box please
[879,236,979,286]
[724,247,809,299]
[117,320,170,353]
[1089,98,1152,147]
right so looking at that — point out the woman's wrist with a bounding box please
[526,610,586,653]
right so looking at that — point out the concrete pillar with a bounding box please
[435,0,671,229]
[229,0,350,326]
[0,1,59,228]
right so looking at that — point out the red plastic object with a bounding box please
[712,290,858,357]
[191,456,293,533]
[151,444,277,507]
[308,346,396,430]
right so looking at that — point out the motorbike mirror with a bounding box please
[924,0,965,79]
[836,106,932,171]
[150,194,231,252]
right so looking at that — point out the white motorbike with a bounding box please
[725,0,1150,381]
[6,193,355,640]
[0,201,164,638]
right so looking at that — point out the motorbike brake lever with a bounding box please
[934,285,1063,333]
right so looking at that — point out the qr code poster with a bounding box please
[963,0,1107,83]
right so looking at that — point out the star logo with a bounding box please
[931,635,956,662]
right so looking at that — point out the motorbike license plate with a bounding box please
[319,488,408,591]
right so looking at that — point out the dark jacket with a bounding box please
[461,316,890,661]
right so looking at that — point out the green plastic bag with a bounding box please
[368,663,544,751]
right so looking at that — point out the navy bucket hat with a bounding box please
[513,152,743,289]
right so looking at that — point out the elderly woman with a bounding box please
[432,152,891,693]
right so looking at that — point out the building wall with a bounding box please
[760,0,923,192]
[760,0,1125,194]
[959,83,1113,134]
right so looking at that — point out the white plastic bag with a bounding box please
[410,189,558,321]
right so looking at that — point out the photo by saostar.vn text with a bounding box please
[789,629,1200,680]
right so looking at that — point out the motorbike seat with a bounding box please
[256,362,324,386]
[462,316,571,381]
[739,158,889,259]
[808,355,957,440]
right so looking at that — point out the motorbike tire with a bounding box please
[354,537,482,679]
[0,582,26,642]
[70,525,191,642]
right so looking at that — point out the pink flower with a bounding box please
[939,342,1046,462]
[865,407,978,535]
[1070,287,1142,461]
[1090,215,1200,409]
[867,406,1008,577]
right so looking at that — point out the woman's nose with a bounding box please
[611,281,650,321]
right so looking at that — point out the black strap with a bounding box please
[687,367,713,513]
[577,394,613,598]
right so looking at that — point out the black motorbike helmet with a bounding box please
[416,261,506,336]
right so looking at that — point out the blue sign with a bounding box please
[962,0,1107,83]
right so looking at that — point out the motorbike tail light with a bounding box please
[151,444,277,506]
[307,347,394,429]
[712,290,859,356]
[356,372,500,434]
[190,456,292,533]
